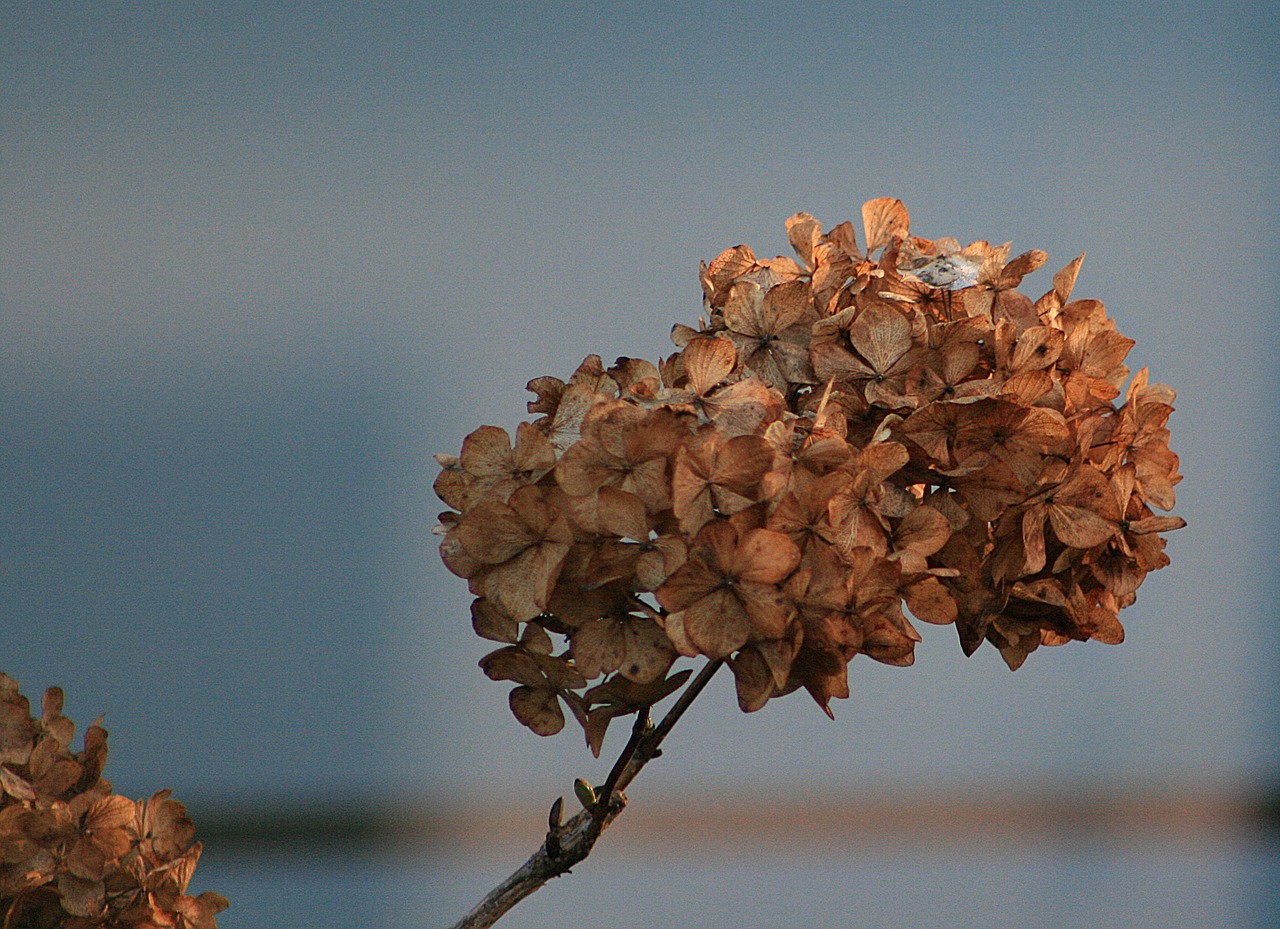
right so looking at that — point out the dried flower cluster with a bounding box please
[435,198,1183,753]
[0,674,227,928]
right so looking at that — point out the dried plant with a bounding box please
[0,674,227,929]
[436,199,1183,928]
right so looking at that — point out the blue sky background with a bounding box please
[2,1,1278,807]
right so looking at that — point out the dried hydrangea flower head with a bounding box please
[436,198,1183,752]
[0,674,227,928]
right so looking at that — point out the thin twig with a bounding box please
[446,658,725,929]
[615,657,723,794]
[593,710,651,816]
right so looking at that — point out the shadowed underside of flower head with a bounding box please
[436,198,1184,754]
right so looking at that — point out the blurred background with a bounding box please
[3,1,1277,927]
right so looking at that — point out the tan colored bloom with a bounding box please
[1014,463,1122,579]
[811,301,922,406]
[656,522,800,658]
[671,428,777,535]
[578,671,691,757]
[455,485,573,622]
[526,355,620,450]
[659,336,787,437]
[826,441,910,557]
[0,676,225,927]
[953,398,1069,486]
[885,504,952,573]
[959,245,1049,327]
[436,199,1184,743]
[729,626,803,713]
[556,402,683,511]
[571,613,676,683]
[481,640,587,737]
[1079,465,1185,598]
[698,244,803,312]
[1095,367,1181,510]
[861,197,910,256]
[434,421,556,510]
[765,470,849,568]
[721,279,817,389]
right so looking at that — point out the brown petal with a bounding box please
[594,486,650,540]
[892,506,952,558]
[736,582,793,638]
[520,621,554,655]
[456,498,539,565]
[571,617,627,680]
[860,606,919,666]
[1127,515,1187,534]
[1048,466,1121,547]
[953,458,1026,523]
[713,434,774,492]
[509,686,566,736]
[862,197,910,254]
[480,648,548,687]
[849,305,912,375]
[1021,506,1047,575]
[1000,249,1049,284]
[855,441,910,484]
[1052,254,1085,305]
[703,378,785,436]
[86,794,136,832]
[471,598,519,643]
[654,556,721,614]
[734,528,802,585]
[513,421,557,474]
[683,337,739,394]
[438,521,484,579]
[1090,608,1126,645]
[722,281,767,338]
[619,620,677,683]
[901,405,958,461]
[763,280,815,331]
[1048,506,1117,549]
[40,689,74,746]
[1009,326,1064,373]
[459,425,513,476]
[1089,548,1147,598]
[0,764,35,801]
[729,648,776,712]
[1015,407,1071,453]
[811,340,875,385]
[0,680,36,766]
[546,383,607,450]
[57,872,105,917]
[479,543,569,624]
[1081,330,1136,378]
[786,212,823,268]
[682,590,752,658]
[903,576,958,625]
[29,737,82,797]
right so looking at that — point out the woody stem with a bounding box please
[591,710,651,822]
[614,657,724,795]
[445,657,725,929]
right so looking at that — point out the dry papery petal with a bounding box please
[862,198,910,255]
[436,198,1184,737]
[510,686,566,737]
[671,430,776,535]
[0,675,36,765]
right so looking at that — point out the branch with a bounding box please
[614,656,723,795]
[446,658,724,929]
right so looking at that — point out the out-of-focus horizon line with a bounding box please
[193,777,1280,856]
